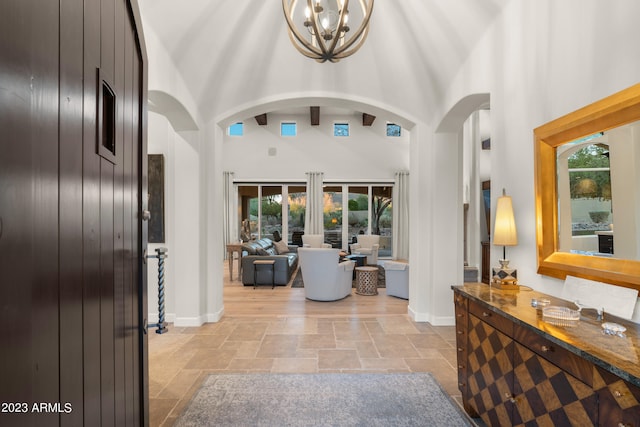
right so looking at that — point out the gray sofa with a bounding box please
[241,238,298,286]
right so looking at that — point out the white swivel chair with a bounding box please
[384,260,409,299]
[302,234,332,248]
[297,248,354,301]
[349,234,380,265]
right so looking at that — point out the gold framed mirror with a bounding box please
[534,83,640,291]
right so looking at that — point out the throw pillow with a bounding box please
[274,239,289,254]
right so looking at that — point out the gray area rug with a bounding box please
[291,266,386,289]
[175,373,474,427]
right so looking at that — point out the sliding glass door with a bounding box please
[236,183,392,257]
[238,184,306,242]
[261,186,283,241]
[287,186,306,244]
[323,186,343,248]
[238,186,259,239]
[348,186,369,245]
[372,186,393,257]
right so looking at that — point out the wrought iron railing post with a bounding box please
[147,247,169,334]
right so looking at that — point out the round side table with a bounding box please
[355,266,378,296]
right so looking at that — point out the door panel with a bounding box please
[59,0,86,424]
[1,1,147,426]
[82,0,103,422]
[0,0,61,425]
[113,2,127,425]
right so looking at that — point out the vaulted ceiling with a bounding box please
[139,0,510,125]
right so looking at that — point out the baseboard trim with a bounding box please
[408,306,429,323]
[174,315,207,327]
[429,315,455,326]
[148,312,176,324]
[207,306,224,323]
[407,306,455,326]
[149,309,224,326]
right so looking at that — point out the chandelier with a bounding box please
[282,0,374,63]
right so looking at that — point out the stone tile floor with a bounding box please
[148,264,463,426]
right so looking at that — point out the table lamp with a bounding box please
[492,189,518,290]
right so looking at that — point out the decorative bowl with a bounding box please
[542,306,580,327]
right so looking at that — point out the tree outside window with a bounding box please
[568,144,612,235]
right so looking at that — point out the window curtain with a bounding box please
[392,171,409,260]
[223,171,236,258]
[304,172,324,234]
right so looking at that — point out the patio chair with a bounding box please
[349,234,380,265]
[302,234,332,248]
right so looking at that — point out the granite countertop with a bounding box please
[452,283,640,388]
[595,230,614,236]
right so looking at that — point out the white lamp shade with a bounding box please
[493,193,518,246]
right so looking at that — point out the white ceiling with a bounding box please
[139,0,510,124]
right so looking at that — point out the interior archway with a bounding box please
[422,93,490,324]
[215,94,418,130]
[149,89,199,132]
[212,94,417,317]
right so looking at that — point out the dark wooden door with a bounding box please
[0,0,148,426]
[0,3,62,425]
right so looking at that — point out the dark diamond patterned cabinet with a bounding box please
[454,292,477,416]
[511,342,596,426]
[594,366,640,427]
[467,314,515,426]
[455,288,606,427]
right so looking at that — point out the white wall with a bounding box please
[431,0,640,323]
[222,113,409,181]
[478,110,491,183]
[147,112,175,324]
[461,111,485,271]
[171,130,203,326]
[147,112,205,327]
[144,17,222,327]
[142,23,200,126]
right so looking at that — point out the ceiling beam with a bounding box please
[362,113,376,126]
[255,113,267,126]
[310,106,320,126]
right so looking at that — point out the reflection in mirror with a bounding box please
[557,121,640,260]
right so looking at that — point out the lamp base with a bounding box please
[492,278,519,291]
[492,262,518,290]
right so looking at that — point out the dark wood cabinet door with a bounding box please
[467,314,515,426]
[466,311,597,427]
[594,366,640,427]
[511,342,597,426]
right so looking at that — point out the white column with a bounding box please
[205,123,225,322]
